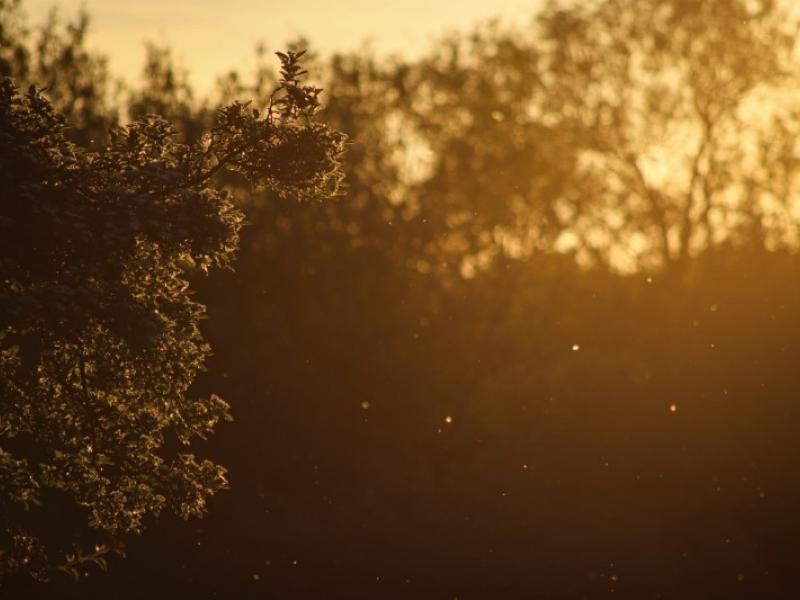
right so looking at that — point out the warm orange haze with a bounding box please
[23,0,537,92]
[2,0,800,598]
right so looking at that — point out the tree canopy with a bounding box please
[0,50,345,581]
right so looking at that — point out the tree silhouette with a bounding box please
[534,0,800,269]
[0,50,345,581]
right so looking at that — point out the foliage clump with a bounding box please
[0,50,345,581]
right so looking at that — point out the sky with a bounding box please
[23,0,538,94]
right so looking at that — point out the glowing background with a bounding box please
[23,0,538,92]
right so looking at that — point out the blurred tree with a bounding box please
[0,51,345,582]
[128,43,205,144]
[383,0,800,274]
[0,0,118,147]
[399,23,572,278]
[30,8,118,147]
[0,0,29,81]
[535,0,800,270]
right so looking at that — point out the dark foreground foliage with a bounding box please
[0,52,345,581]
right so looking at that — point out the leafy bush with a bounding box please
[0,50,345,581]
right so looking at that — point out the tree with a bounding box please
[0,0,119,148]
[377,0,800,275]
[128,43,205,145]
[0,50,345,582]
[534,0,800,270]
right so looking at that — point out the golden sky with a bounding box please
[24,0,538,93]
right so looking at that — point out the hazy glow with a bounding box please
[23,0,537,93]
